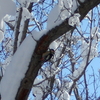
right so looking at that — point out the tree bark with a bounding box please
[13,7,22,54]
[16,0,100,100]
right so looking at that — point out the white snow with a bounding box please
[17,0,31,8]
[31,0,40,2]
[49,40,60,50]
[2,56,12,72]
[0,30,4,42]
[32,30,47,41]
[90,41,98,59]
[17,7,32,47]
[0,35,36,100]
[17,0,39,8]
[22,7,32,20]
[64,81,73,92]
[3,14,15,28]
[32,78,61,99]
[59,0,72,20]
[81,34,98,61]
[69,65,86,80]
[69,33,98,80]
[47,0,83,30]
[68,13,80,26]
[54,78,61,88]
[18,0,39,4]
[56,90,70,100]
[97,32,100,41]
[0,19,4,31]
[3,14,11,22]
[17,25,24,47]
[68,41,88,80]
[0,0,16,42]
[47,0,72,30]
[47,5,62,30]
[0,0,16,29]
[71,0,80,13]
[91,27,98,39]
[39,65,60,79]
[32,78,49,99]
[17,7,31,46]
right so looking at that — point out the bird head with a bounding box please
[50,49,55,54]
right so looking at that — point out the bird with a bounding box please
[41,49,55,62]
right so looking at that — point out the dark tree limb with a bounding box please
[13,7,22,54]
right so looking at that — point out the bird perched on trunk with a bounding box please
[41,49,55,62]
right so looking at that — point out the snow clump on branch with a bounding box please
[68,13,80,26]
